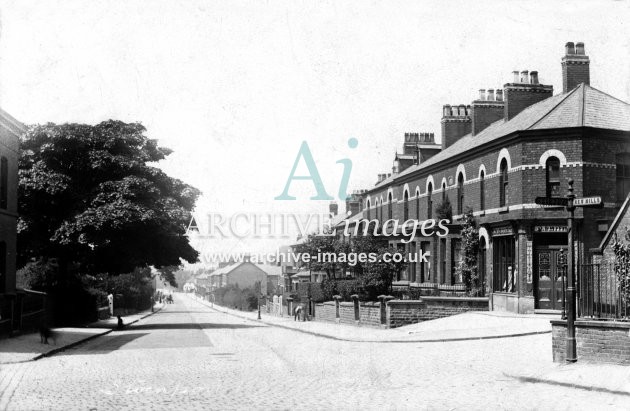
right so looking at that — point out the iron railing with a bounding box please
[578,263,630,321]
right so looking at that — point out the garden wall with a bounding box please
[552,319,630,364]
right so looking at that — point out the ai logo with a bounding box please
[275,138,358,201]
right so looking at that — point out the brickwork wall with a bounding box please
[552,320,630,364]
[388,297,488,328]
[339,302,356,324]
[359,302,382,327]
[314,302,337,323]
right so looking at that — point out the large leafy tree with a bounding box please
[18,120,200,278]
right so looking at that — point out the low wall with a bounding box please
[339,302,356,324]
[388,297,489,328]
[552,319,630,364]
[359,302,381,327]
[314,302,337,323]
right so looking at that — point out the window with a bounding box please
[457,173,464,214]
[440,238,447,284]
[0,241,5,293]
[420,242,430,282]
[616,153,630,203]
[478,237,487,296]
[0,157,7,210]
[403,190,409,221]
[427,183,433,219]
[366,199,371,220]
[388,193,393,220]
[451,239,462,284]
[480,171,485,210]
[416,191,420,220]
[409,242,416,282]
[397,243,407,281]
[546,157,561,197]
[493,236,515,292]
[499,159,508,207]
[442,182,446,203]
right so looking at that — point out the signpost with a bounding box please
[538,180,603,363]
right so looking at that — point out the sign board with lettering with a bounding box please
[535,197,568,207]
[493,226,514,236]
[573,196,603,208]
[534,225,568,233]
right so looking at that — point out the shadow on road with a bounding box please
[507,374,630,397]
[129,323,265,331]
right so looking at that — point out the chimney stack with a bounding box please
[472,86,504,136]
[503,69,553,121]
[329,202,338,217]
[562,41,590,93]
[441,104,471,149]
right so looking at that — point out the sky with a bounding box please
[0,0,629,259]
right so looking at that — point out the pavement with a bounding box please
[188,293,554,343]
[0,293,629,409]
[0,303,164,364]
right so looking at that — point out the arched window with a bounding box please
[499,159,508,207]
[416,190,420,220]
[427,183,433,219]
[403,190,409,221]
[546,157,561,197]
[616,153,630,203]
[457,173,464,214]
[480,171,485,210]
[366,199,371,220]
[388,192,393,220]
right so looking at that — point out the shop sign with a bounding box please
[493,226,514,236]
[534,225,568,233]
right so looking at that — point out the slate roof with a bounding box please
[372,84,630,191]
[209,262,246,276]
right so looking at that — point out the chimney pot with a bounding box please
[496,89,503,101]
[479,89,486,100]
[512,71,519,83]
[520,70,529,83]
[575,42,585,55]
[487,89,495,101]
[565,41,575,55]
[458,104,466,116]
[530,71,539,84]
[443,104,452,117]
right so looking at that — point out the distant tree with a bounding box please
[436,197,453,221]
[18,120,200,280]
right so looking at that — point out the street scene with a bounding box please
[1,1,630,410]
[2,294,630,410]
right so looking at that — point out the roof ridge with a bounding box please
[527,85,582,130]
[585,84,630,107]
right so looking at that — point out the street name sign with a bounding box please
[535,197,568,207]
[574,196,603,208]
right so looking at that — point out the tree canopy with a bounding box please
[18,120,200,277]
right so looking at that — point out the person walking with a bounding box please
[294,305,303,321]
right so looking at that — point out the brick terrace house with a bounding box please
[209,262,268,295]
[0,108,23,334]
[357,42,630,314]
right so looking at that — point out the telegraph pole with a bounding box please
[566,179,577,363]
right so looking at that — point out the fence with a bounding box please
[579,263,630,321]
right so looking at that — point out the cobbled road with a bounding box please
[1,295,628,410]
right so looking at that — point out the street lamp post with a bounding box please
[566,179,577,363]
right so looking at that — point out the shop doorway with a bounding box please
[534,246,567,310]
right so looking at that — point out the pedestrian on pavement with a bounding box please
[294,305,303,321]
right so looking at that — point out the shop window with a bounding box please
[499,159,508,207]
[493,236,515,292]
[616,153,630,203]
[427,183,433,219]
[546,157,561,197]
[457,173,464,214]
[0,157,7,210]
[480,171,485,210]
[403,190,409,221]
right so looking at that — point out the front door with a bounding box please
[535,247,567,310]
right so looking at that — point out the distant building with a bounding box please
[209,262,268,294]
